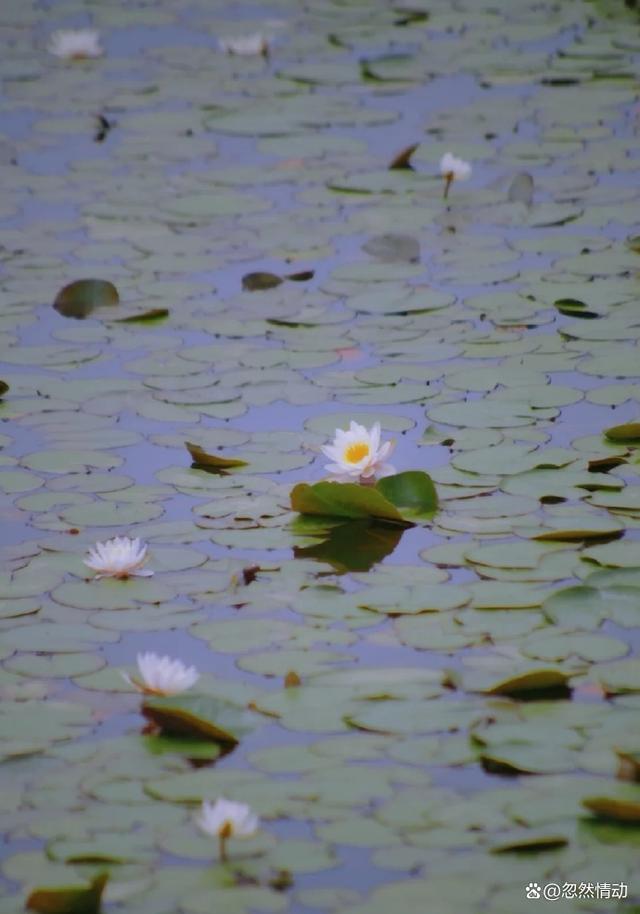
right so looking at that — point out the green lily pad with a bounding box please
[490,831,568,853]
[290,471,437,524]
[604,421,640,442]
[582,794,640,822]
[53,279,119,319]
[26,873,108,914]
[185,442,248,473]
[141,694,254,744]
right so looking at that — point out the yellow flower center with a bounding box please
[344,441,370,464]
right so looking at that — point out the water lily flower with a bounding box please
[440,152,472,199]
[48,29,104,60]
[84,536,153,580]
[122,652,199,696]
[196,798,259,862]
[321,421,396,485]
[219,33,269,56]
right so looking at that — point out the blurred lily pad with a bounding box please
[53,279,119,320]
[290,471,437,524]
[142,694,255,744]
[26,872,108,914]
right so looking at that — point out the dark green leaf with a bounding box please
[242,271,283,291]
[53,280,119,319]
[142,694,254,744]
[604,422,640,442]
[26,873,108,914]
[185,441,248,473]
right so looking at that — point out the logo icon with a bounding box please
[526,883,541,899]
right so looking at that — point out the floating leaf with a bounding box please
[376,471,438,522]
[554,298,600,319]
[0,380,8,398]
[141,694,254,744]
[286,269,314,282]
[113,307,169,323]
[185,441,248,473]
[242,272,283,291]
[290,471,437,525]
[26,873,108,914]
[53,280,119,319]
[582,795,640,822]
[490,831,568,853]
[604,421,640,442]
[457,667,574,696]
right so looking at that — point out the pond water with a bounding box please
[1,0,640,912]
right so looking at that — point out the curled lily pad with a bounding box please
[141,694,255,744]
[582,794,640,822]
[604,421,640,442]
[26,872,108,914]
[388,142,419,170]
[242,271,284,291]
[53,279,119,319]
[490,831,568,853]
[290,471,437,525]
[185,442,248,473]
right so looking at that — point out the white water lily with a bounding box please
[48,29,104,59]
[84,536,153,580]
[196,798,259,861]
[440,152,471,198]
[219,33,269,56]
[321,421,396,484]
[123,652,199,696]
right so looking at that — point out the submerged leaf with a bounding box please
[53,279,119,319]
[26,873,108,914]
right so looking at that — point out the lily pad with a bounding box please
[141,694,255,744]
[290,471,437,524]
[26,873,108,914]
[53,279,119,319]
[604,421,640,442]
[582,794,640,822]
[185,442,248,472]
